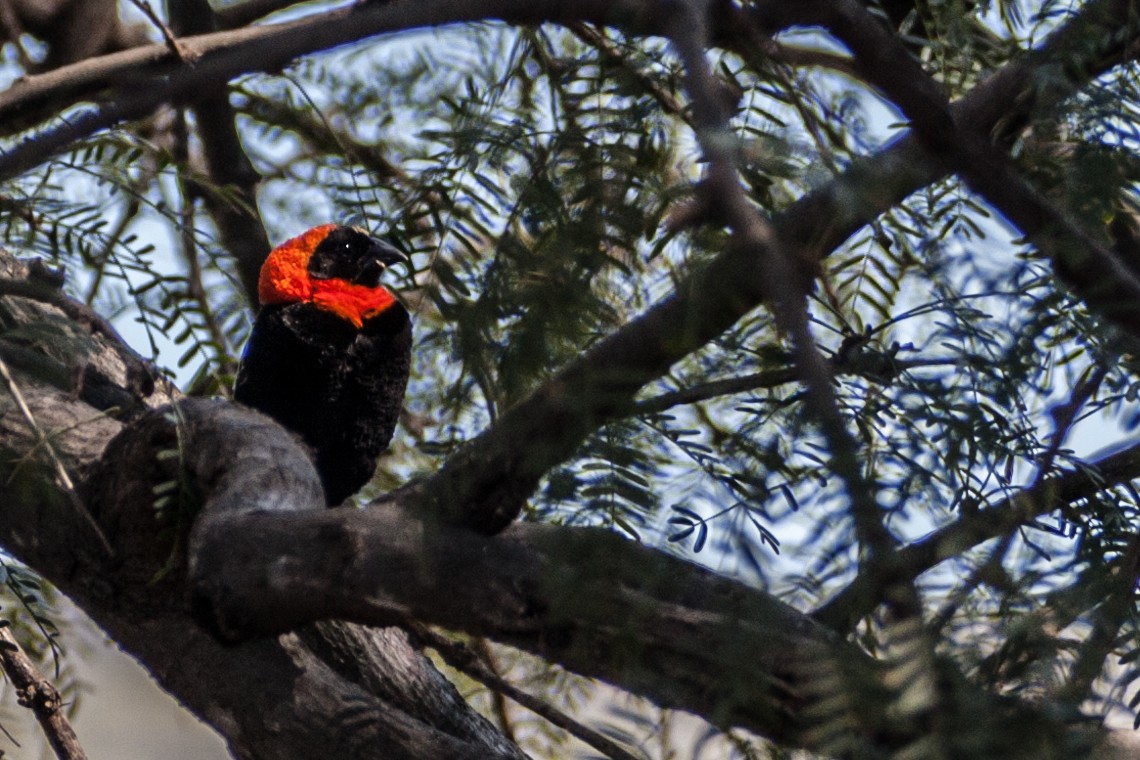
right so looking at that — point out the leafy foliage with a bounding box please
[0,1,1139,757]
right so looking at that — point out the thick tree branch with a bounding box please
[0,253,524,760]
[814,0,1140,339]
[83,398,526,760]
[160,395,1116,758]
[189,490,859,751]
[0,0,786,176]
[814,439,1140,630]
[168,0,270,307]
[401,0,1140,534]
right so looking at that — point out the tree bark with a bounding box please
[0,0,1137,756]
[0,246,1126,758]
[0,254,523,760]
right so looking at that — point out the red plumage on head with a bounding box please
[257,224,397,327]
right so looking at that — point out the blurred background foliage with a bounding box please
[1,0,1139,756]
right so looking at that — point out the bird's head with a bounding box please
[258,224,409,327]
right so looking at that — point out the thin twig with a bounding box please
[1049,535,1140,708]
[408,624,645,760]
[125,0,189,61]
[0,625,88,760]
[0,0,34,71]
[927,531,1016,634]
[1033,365,1107,487]
[570,23,687,118]
[631,355,959,416]
[666,0,904,595]
[814,439,1140,630]
[925,363,1112,631]
[0,354,114,557]
[470,637,517,744]
[633,368,800,416]
[84,197,141,307]
[172,108,235,368]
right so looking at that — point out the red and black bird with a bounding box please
[234,224,412,505]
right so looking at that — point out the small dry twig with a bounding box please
[0,354,113,557]
[126,0,192,62]
[0,625,87,760]
[409,623,646,760]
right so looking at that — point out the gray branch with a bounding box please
[0,0,1135,758]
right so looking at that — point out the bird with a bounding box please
[234,224,412,506]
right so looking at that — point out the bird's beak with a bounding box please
[372,239,410,268]
[357,239,410,286]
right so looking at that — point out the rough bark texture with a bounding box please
[0,0,1139,757]
[0,254,523,760]
[0,246,1124,759]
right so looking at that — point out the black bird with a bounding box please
[234,224,412,505]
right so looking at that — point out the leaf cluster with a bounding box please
[2,1,1140,756]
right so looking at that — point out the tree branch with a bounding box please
[168,0,269,307]
[813,0,1140,340]
[0,625,88,760]
[189,494,855,750]
[0,251,524,760]
[814,439,1140,630]
[0,0,760,175]
[399,0,1140,534]
[631,354,955,416]
[409,624,643,760]
[153,392,1112,758]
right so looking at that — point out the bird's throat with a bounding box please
[310,279,398,328]
[258,224,399,328]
